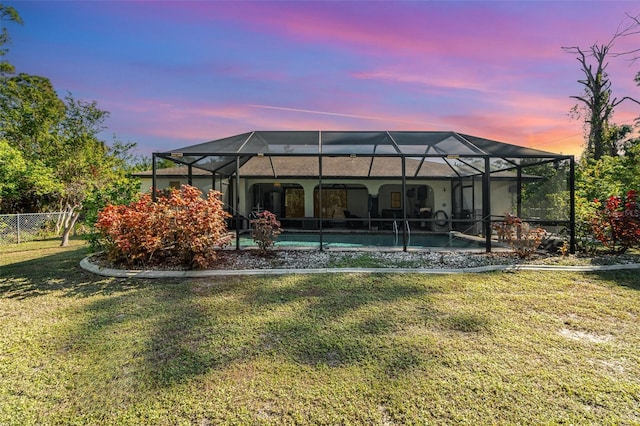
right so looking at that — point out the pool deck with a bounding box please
[237,230,494,250]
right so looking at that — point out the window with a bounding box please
[314,188,347,218]
[285,187,305,218]
[391,192,401,209]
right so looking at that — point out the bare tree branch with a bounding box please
[570,95,594,109]
[612,96,640,108]
[610,12,640,62]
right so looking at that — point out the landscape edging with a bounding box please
[79,256,640,279]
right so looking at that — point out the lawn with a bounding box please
[1,240,639,425]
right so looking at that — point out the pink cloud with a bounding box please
[31,1,637,160]
[352,69,493,94]
[107,94,587,157]
[118,2,564,65]
[212,3,527,60]
[442,112,585,156]
[176,2,636,65]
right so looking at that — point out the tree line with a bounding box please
[0,5,151,246]
[564,13,640,251]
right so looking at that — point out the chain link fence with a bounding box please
[0,212,66,244]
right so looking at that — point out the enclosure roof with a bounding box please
[156,131,570,177]
[138,160,539,180]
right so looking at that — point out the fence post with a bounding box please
[16,213,20,244]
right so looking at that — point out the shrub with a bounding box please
[590,190,640,254]
[95,185,232,269]
[493,213,546,258]
[574,195,601,254]
[250,210,281,253]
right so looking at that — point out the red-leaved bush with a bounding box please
[250,210,281,253]
[591,190,640,254]
[95,185,232,269]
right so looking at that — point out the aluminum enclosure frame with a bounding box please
[152,131,575,253]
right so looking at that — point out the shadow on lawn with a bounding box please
[143,283,221,386]
[6,247,486,389]
[65,272,452,388]
[63,279,214,388]
[64,275,246,388]
[249,275,437,370]
[0,247,148,299]
[591,269,640,291]
[13,248,635,392]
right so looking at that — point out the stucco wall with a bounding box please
[139,176,514,223]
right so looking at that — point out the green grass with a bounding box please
[327,253,429,269]
[1,240,640,425]
[328,253,390,268]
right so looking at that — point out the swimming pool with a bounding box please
[238,232,484,249]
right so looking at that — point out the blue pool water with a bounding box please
[239,232,483,249]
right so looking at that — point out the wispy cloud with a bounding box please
[247,104,418,124]
[12,0,640,159]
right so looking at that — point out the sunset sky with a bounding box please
[5,1,640,157]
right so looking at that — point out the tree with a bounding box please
[0,73,66,157]
[520,160,571,221]
[0,74,139,245]
[572,134,640,251]
[0,139,61,212]
[0,5,141,245]
[0,74,66,213]
[0,5,23,75]
[0,139,28,204]
[577,137,640,201]
[564,44,639,160]
[134,156,177,171]
[0,74,68,213]
[562,13,640,252]
[56,94,123,246]
[250,210,282,253]
[563,14,640,160]
[623,13,640,118]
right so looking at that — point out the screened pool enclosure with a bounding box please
[151,131,575,252]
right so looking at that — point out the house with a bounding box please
[136,131,575,251]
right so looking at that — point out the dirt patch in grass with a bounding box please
[559,328,614,343]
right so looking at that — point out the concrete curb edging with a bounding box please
[79,256,640,279]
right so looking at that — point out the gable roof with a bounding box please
[137,158,539,181]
